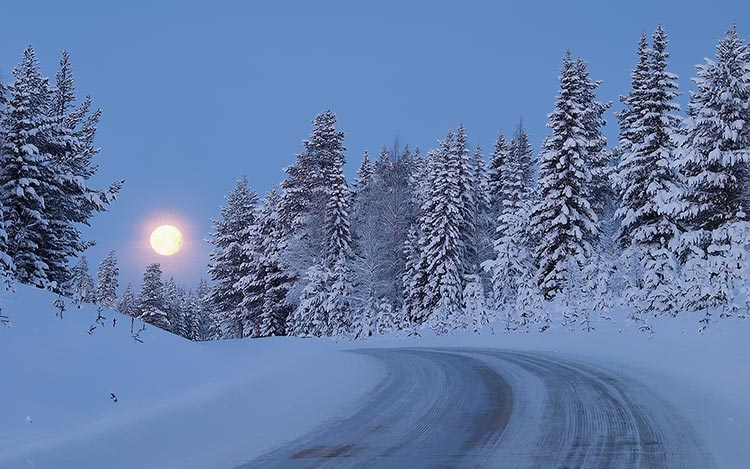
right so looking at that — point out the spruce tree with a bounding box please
[411,131,467,332]
[96,250,119,309]
[530,51,600,299]
[237,188,294,337]
[65,255,95,303]
[207,176,258,338]
[117,283,139,318]
[0,46,58,287]
[674,25,750,315]
[138,263,169,330]
[615,26,682,315]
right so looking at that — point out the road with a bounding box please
[241,348,714,468]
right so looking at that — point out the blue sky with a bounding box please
[0,0,747,287]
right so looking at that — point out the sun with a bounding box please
[150,225,183,256]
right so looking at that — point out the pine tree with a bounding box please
[615,26,682,316]
[117,283,139,318]
[483,124,535,322]
[237,188,294,337]
[530,51,600,299]
[509,120,534,191]
[207,176,258,338]
[65,255,95,303]
[0,47,120,288]
[138,263,169,330]
[488,133,510,220]
[163,277,185,336]
[280,110,347,297]
[674,25,750,315]
[286,264,331,337]
[0,46,58,287]
[96,250,119,309]
[410,131,467,332]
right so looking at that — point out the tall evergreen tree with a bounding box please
[237,187,294,337]
[408,131,467,332]
[673,25,750,315]
[138,263,169,330]
[615,26,682,315]
[207,176,258,338]
[280,110,347,298]
[96,250,119,309]
[530,51,600,299]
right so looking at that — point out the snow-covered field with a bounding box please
[2,284,749,468]
[0,285,382,468]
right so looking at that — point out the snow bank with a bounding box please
[0,285,383,468]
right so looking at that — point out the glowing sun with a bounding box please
[150,225,183,256]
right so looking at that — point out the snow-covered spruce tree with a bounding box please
[322,164,354,336]
[410,131,468,333]
[510,120,534,191]
[193,279,213,340]
[285,264,331,337]
[65,255,95,303]
[138,263,170,331]
[237,187,294,337]
[574,58,613,224]
[43,51,121,283]
[530,51,601,300]
[117,283,139,318]
[0,47,120,289]
[96,250,119,309]
[487,133,510,222]
[454,125,477,278]
[0,46,58,287]
[468,144,494,283]
[207,176,258,338]
[280,110,347,300]
[673,25,750,320]
[163,277,185,337]
[615,26,682,317]
[483,126,536,329]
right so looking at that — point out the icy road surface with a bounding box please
[244,348,714,469]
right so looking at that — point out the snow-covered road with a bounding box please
[245,348,714,468]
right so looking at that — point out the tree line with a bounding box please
[206,24,750,339]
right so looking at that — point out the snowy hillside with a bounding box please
[0,285,382,468]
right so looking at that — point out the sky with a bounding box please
[0,0,748,289]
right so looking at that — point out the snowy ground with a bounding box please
[2,285,749,468]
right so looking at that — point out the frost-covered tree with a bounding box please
[285,264,330,337]
[509,120,534,191]
[65,255,95,303]
[484,123,535,325]
[138,263,169,330]
[468,144,494,279]
[0,47,120,289]
[117,283,138,318]
[207,176,258,338]
[96,250,119,309]
[237,187,294,337]
[673,25,750,316]
[407,131,468,332]
[280,110,347,298]
[615,26,682,316]
[0,46,58,287]
[487,133,510,221]
[530,52,601,299]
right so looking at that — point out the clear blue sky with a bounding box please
[0,0,747,288]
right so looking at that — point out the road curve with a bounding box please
[241,348,714,469]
